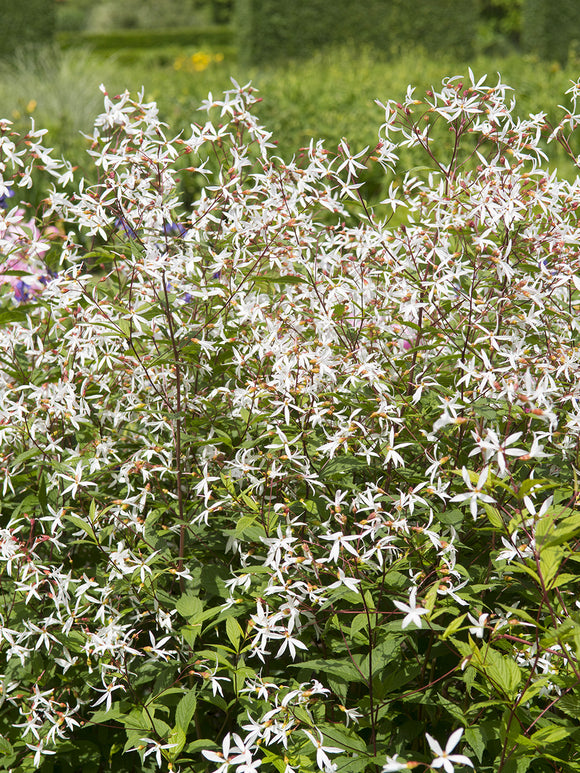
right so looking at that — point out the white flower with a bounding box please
[425,728,473,773]
[302,729,343,771]
[467,612,489,639]
[130,738,179,767]
[382,754,413,772]
[276,630,308,660]
[26,740,56,768]
[393,587,429,629]
[91,680,125,712]
[450,466,494,519]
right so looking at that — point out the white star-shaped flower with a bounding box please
[425,728,473,773]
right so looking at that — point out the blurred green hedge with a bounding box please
[57,25,233,52]
[522,0,580,63]
[236,0,478,64]
[0,0,56,57]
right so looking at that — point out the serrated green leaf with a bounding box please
[503,562,541,585]
[539,544,565,587]
[289,658,366,684]
[556,693,580,719]
[530,724,573,746]
[185,738,220,754]
[423,581,439,613]
[225,616,244,649]
[441,613,467,640]
[483,649,521,698]
[176,594,203,620]
[14,448,40,465]
[483,502,503,528]
[465,725,485,762]
[175,689,197,733]
[90,704,125,724]
[239,491,259,512]
[351,613,369,637]
[235,514,257,535]
[543,510,580,547]
[166,727,187,759]
[551,572,578,588]
[0,735,13,755]
[519,678,552,705]
[64,513,96,541]
[518,478,551,498]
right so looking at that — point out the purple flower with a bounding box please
[163,222,187,236]
[115,217,138,238]
[0,186,14,210]
[14,280,30,302]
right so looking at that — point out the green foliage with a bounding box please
[522,0,580,63]
[0,0,56,57]
[57,25,234,52]
[236,0,478,65]
[477,0,523,54]
[0,45,119,173]
[208,0,234,24]
[83,0,205,32]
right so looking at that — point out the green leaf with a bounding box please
[495,604,541,629]
[120,708,150,731]
[465,726,485,763]
[0,735,13,756]
[14,448,41,465]
[326,673,348,702]
[351,613,369,637]
[235,514,257,535]
[557,693,580,719]
[321,455,369,477]
[441,613,467,640]
[543,510,580,547]
[519,678,552,705]
[166,727,187,759]
[380,663,421,695]
[423,581,439,613]
[181,624,199,649]
[316,723,367,754]
[483,502,503,528]
[530,724,574,747]
[90,704,125,724]
[289,658,366,684]
[64,513,96,541]
[517,478,552,498]
[551,572,579,588]
[253,272,308,286]
[176,594,203,620]
[483,649,521,699]
[503,562,541,586]
[500,755,534,773]
[225,616,244,650]
[539,543,565,586]
[175,689,197,733]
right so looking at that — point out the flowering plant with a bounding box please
[1,74,580,772]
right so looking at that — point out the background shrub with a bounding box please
[522,0,580,63]
[236,0,478,64]
[0,0,56,57]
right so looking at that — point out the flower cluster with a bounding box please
[0,73,580,772]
